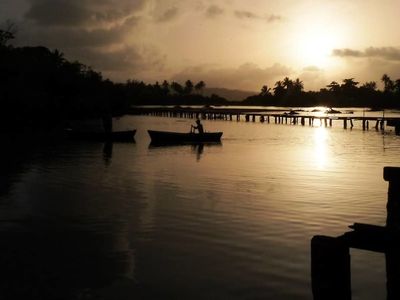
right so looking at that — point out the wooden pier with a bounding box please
[130,107,400,134]
[312,167,400,300]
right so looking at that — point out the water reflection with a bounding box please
[192,143,204,161]
[313,127,329,169]
[148,142,222,161]
[103,142,113,165]
[0,218,135,300]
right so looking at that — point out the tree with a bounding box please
[194,80,206,94]
[161,80,170,95]
[293,78,304,94]
[282,77,293,91]
[260,85,272,96]
[171,81,184,95]
[327,81,341,93]
[381,74,394,93]
[273,80,285,98]
[0,21,16,47]
[184,80,194,94]
[361,81,377,91]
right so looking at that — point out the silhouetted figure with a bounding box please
[102,115,113,133]
[191,119,204,134]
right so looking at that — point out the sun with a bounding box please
[295,28,337,68]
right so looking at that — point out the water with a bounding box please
[1,113,400,299]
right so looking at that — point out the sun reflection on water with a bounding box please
[313,127,329,169]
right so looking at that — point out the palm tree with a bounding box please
[327,81,341,93]
[361,81,377,91]
[293,78,304,94]
[283,77,293,91]
[161,80,170,95]
[194,80,206,94]
[273,80,285,98]
[184,80,194,94]
[381,74,394,93]
[171,81,184,95]
[260,85,272,96]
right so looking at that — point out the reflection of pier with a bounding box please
[311,167,400,300]
[130,107,400,134]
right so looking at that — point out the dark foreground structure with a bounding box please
[311,167,400,300]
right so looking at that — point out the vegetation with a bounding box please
[244,76,400,108]
[1,26,399,131]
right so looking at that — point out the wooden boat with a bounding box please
[66,129,136,142]
[148,130,222,144]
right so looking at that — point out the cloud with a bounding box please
[205,5,224,18]
[234,10,282,22]
[333,47,400,61]
[25,0,146,27]
[171,63,292,91]
[20,15,139,48]
[156,6,179,22]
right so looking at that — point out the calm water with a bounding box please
[1,113,400,299]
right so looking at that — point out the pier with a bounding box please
[130,107,400,134]
[312,167,400,300]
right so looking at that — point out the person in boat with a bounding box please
[191,119,204,134]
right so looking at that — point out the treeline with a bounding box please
[244,76,400,108]
[0,28,228,130]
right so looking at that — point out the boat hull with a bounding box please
[66,129,136,142]
[148,130,222,144]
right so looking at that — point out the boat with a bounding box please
[325,108,342,114]
[148,130,222,144]
[65,129,136,142]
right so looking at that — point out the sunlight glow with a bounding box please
[313,127,329,169]
[296,29,337,68]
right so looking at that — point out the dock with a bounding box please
[312,167,400,300]
[130,107,400,134]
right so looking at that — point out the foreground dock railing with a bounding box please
[311,167,400,300]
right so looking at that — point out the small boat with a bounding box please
[66,129,136,142]
[148,130,222,144]
[325,108,342,114]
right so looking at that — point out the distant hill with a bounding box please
[202,87,257,101]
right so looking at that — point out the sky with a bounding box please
[1,0,400,92]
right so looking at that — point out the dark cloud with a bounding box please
[332,48,363,57]
[156,6,179,22]
[172,63,291,91]
[25,0,146,27]
[19,15,139,48]
[205,5,224,18]
[333,47,400,61]
[64,44,166,80]
[234,10,282,22]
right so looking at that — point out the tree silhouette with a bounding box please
[184,80,194,94]
[382,74,395,93]
[273,81,285,98]
[260,85,272,96]
[194,80,206,94]
[171,81,184,95]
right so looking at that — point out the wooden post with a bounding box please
[343,119,347,129]
[245,114,249,122]
[384,167,400,299]
[301,117,305,126]
[362,120,366,131]
[350,119,354,128]
[252,115,255,122]
[311,235,351,300]
[384,167,400,230]
[329,119,333,127]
